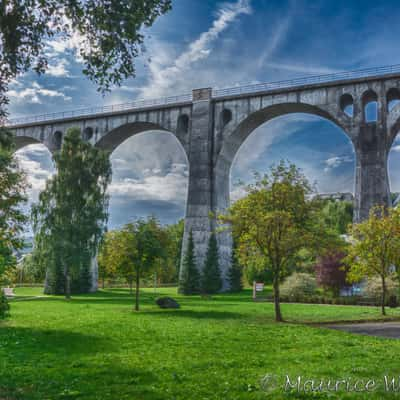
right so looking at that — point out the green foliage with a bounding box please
[220,160,323,321]
[363,275,399,302]
[280,272,317,300]
[319,199,353,234]
[228,244,243,292]
[17,254,46,284]
[98,216,165,310]
[0,291,9,319]
[346,205,400,315]
[0,128,27,285]
[32,127,112,297]
[179,230,200,295]
[162,219,184,283]
[201,233,222,294]
[243,262,273,285]
[0,0,172,120]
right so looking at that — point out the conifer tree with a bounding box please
[179,230,200,295]
[201,233,222,294]
[228,243,243,292]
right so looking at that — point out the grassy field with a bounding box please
[2,287,400,399]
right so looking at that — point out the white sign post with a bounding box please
[253,281,264,300]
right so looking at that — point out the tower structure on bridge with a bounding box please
[8,65,400,290]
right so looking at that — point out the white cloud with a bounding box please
[323,155,353,172]
[8,82,72,104]
[232,113,318,175]
[140,0,252,98]
[390,145,400,153]
[14,145,55,202]
[262,61,340,75]
[256,13,292,70]
[109,166,188,204]
[46,59,70,77]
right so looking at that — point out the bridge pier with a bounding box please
[179,88,214,284]
[354,124,391,221]
[353,119,391,222]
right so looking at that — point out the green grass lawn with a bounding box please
[2,287,400,399]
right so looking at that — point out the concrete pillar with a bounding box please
[354,124,391,221]
[179,88,214,282]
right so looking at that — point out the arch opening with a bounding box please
[340,93,354,117]
[387,88,400,112]
[53,131,63,150]
[215,104,354,217]
[221,108,232,128]
[177,114,189,135]
[107,129,189,229]
[83,127,94,141]
[14,143,55,239]
[362,89,378,123]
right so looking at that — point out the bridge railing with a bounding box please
[7,93,193,126]
[7,64,400,126]
[212,64,400,98]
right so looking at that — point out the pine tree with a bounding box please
[201,233,222,294]
[179,230,200,295]
[228,244,243,292]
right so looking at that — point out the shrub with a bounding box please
[388,295,398,308]
[362,275,399,303]
[315,251,347,296]
[0,291,10,319]
[280,273,317,300]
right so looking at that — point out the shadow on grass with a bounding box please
[0,326,112,358]
[140,309,243,320]
[0,360,163,400]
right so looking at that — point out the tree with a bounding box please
[163,219,184,283]
[18,253,46,284]
[315,251,347,296]
[346,206,400,315]
[201,233,222,294]
[32,127,111,298]
[0,0,172,121]
[0,128,27,282]
[320,200,353,235]
[97,230,120,289]
[228,243,243,292]
[179,230,201,295]
[99,229,137,293]
[220,161,323,322]
[98,217,165,310]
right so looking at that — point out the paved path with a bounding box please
[326,322,400,339]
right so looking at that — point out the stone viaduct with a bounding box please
[7,65,400,289]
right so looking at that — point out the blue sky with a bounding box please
[9,0,400,228]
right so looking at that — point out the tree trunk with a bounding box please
[273,275,283,322]
[129,280,133,295]
[381,274,387,316]
[65,269,71,300]
[135,270,140,311]
[102,274,105,289]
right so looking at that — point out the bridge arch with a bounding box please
[14,136,43,152]
[214,102,355,271]
[102,123,190,228]
[95,121,188,158]
[215,102,350,202]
